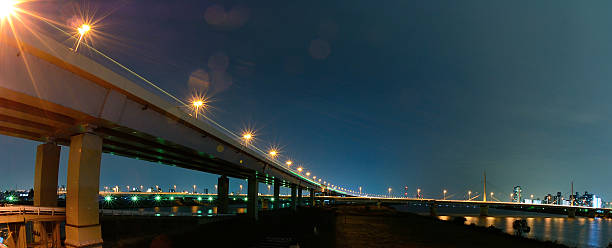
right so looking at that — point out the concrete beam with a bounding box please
[568,208,576,218]
[65,133,103,248]
[291,185,297,211]
[429,202,438,217]
[247,174,258,221]
[479,205,489,217]
[273,179,280,209]
[297,187,303,207]
[217,176,229,214]
[309,189,316,206]
[34,143,61,207]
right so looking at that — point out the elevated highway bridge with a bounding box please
[0,22,347,247]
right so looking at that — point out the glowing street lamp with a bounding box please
[468,190,471,200]
[418,188,422,198]
[191,99,205,119]
[388,187,392,198]
[306,172,310,177]
[0,0,18,19]
[297,167,303,173]
[268,149,278,158]
[242,132,253,146]
[285,160,292,167]
[74,24,91,52]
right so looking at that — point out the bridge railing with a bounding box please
[0,206,66,216]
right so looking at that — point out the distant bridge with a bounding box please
[320,196,612,218]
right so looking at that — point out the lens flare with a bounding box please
[0,0,17,19]
[74,23,92,52]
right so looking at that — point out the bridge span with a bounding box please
[320,196,612,218]
[0,22,347,247]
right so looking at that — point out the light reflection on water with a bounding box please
[395,205,612,248]
[437,215,612,248]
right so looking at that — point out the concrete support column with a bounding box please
[247,174,258,220]
[429,202,438,217]
[273,179,281,209]
[34,143,61,207]
[65,133,103,248]
[290,185,297,211]
[217,176,229,214]
[33,143,61,245]
[297,187,303,207]
[568,208,576,218]
[309,189,316,206]
[479,205,489,217]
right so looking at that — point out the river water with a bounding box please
[394,204,612,248]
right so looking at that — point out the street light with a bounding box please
[443,189,447,200]
[191,98,206,119]
[388,187,392,198]
[417,188,421,198]
[0,0,18,19]
[74,24,92,52]
[297,167,303,173]
[359,186,362,195]
[306,172,310,177]
[193,185,196,193]
[285,160,292,167]
[268,149,278,158]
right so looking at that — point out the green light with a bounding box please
[270,198,275,202]
[104,196,112,202]
[131,196,138,201]
[6,196,14,201]
[154,196,161,201]
[170,196,174,200]
[208,197,213,201]
[197,197,202,201]
[244,197,248,201]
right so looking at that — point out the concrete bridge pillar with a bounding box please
[429,202,438,217]
[65,133,103,248]
[290,185,297,211]
[273,179,281,209]
[217,175,229,214]
[309,189,316,206]
[297,187,303,207]
[479,205,489,217]
[567,208,576,218]
[247,174,258,221]
[33,143,61,245]
[34,143,61,207]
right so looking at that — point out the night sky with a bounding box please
[2,0,612,200]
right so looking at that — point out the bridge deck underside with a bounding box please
[0,88,287,186]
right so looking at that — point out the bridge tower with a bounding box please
[483,171,487,202]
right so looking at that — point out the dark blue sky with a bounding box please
[2,0,612,200]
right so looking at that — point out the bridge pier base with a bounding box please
[429,202,438,217]
[273,179,281,209]
[291,185,297,211]
[217,176,229,214]
[567,208,576,218]
[479,205,489,217]
[247,174,258,221]
[65,133,103,248]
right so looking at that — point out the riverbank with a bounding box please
[105,205,571,247]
